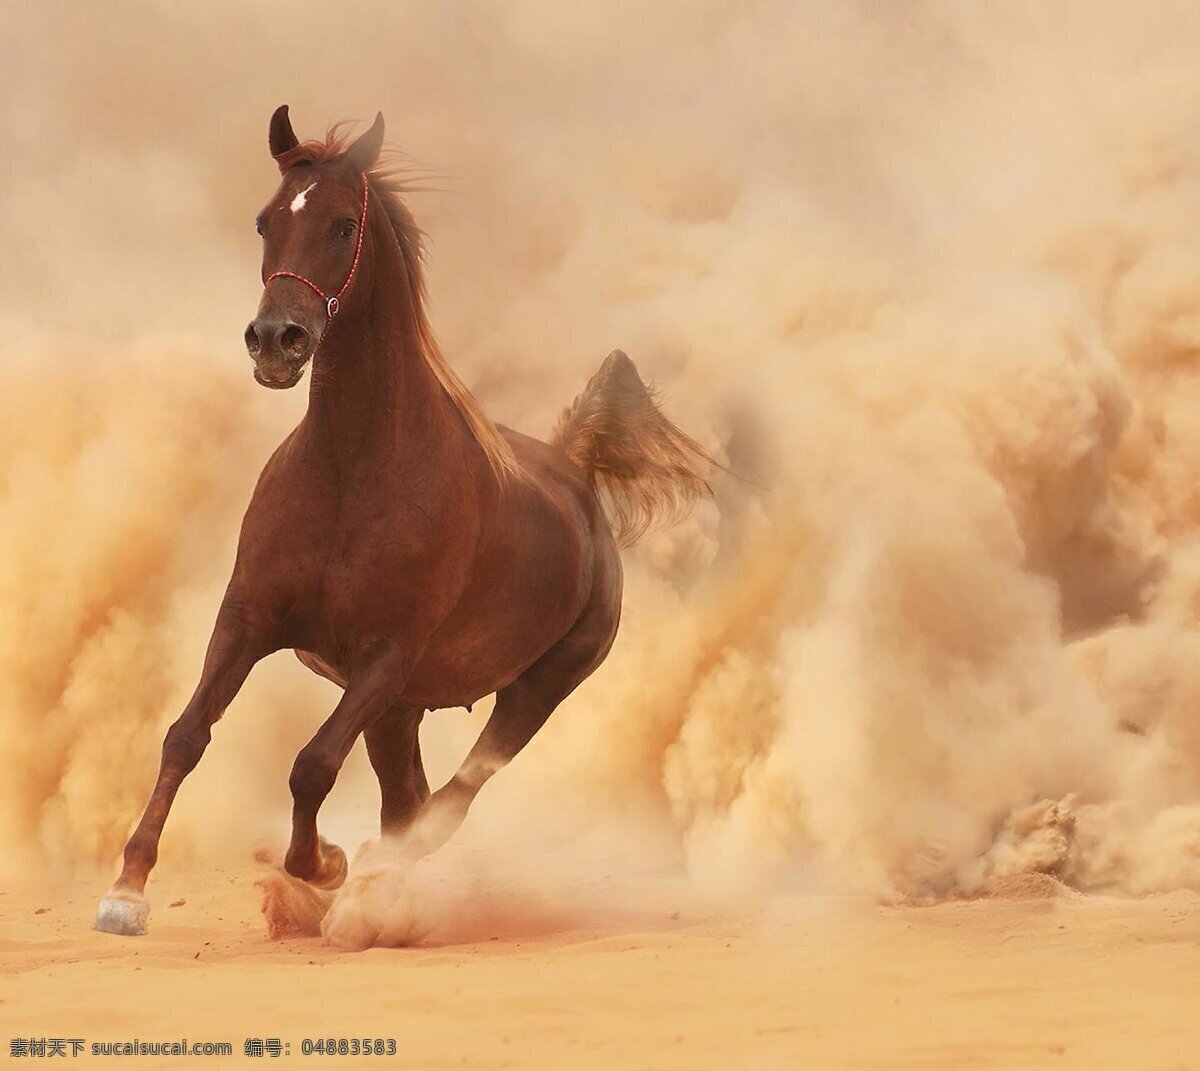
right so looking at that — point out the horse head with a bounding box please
[244,105,385,389]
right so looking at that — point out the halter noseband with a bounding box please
[264,176,369,320]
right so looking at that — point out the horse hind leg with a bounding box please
[413,729,430,802]
[364,706,427,836]
[404,596,618,860]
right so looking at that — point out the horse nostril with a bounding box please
[278,323,310,358]
[244,322,261,357]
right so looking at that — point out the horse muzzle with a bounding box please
[245,316,313,389]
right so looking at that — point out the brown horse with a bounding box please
[95,106,713,936]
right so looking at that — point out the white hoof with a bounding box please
[94,891,150,936]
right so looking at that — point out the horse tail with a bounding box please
[549,350,715,548]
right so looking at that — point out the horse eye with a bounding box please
[336,219,357,241]
[255,219,265,237]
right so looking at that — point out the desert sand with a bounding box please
[3,865,1199,1071]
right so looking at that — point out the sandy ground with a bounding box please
[2,864,1199,1070]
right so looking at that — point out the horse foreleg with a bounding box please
[364,706,427,835]
[284,668,399,887]
[94,608,264,935]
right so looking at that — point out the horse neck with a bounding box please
[301,229,467,481]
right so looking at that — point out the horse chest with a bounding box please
[289,500,468,644]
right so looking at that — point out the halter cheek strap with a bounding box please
[264,176,369,320]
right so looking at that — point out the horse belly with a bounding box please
[400,601,580,709]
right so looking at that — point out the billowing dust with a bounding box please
[6,2,1200,942]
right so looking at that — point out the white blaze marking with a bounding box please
[290,182,317,213]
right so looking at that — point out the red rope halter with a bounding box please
[264,175,369,321]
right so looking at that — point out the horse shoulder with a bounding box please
[224,429,332,615]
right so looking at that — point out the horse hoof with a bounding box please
[93,890,150,936]
[312,838,348,891]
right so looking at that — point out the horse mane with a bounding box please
[276,125,519,484]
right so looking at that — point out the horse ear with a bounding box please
[346,112,385,172]
[269,105,299,161]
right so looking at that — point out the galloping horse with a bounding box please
[95,106,713,936]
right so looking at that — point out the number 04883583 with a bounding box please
[300,1038,398,1056]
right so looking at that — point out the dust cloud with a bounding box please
[6,1,1200,911]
